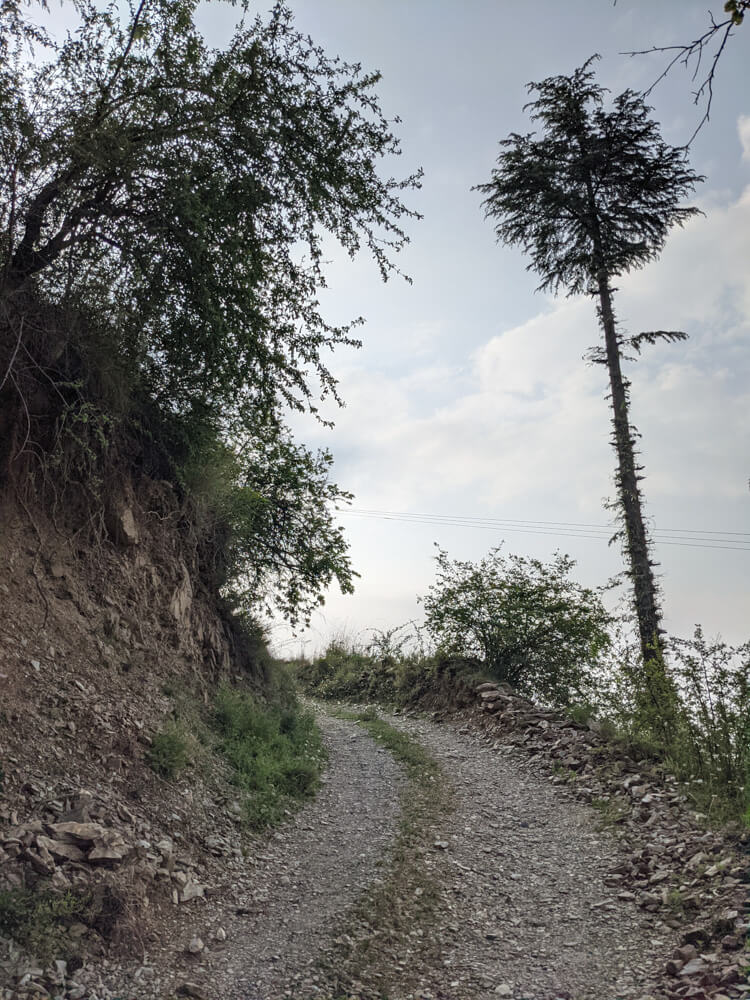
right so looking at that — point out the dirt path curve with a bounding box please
[382,712,674,1000]
[210,710,405,999]
[208,705,673,1000]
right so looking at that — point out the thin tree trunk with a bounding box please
[596,272,666,669]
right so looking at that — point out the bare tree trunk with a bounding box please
[596,273,667,672]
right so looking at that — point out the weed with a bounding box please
[590,795,629,830]
[664,888,685,916]
[0,887,90,961]
[147,722,190,778]
[213,687,326,830]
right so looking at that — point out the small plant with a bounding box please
[0,887,90,961]
[664,888,685,916]
[147,723,190,778]
[568,703,594,727]
[213,687,326,830]
[590,796,629,830]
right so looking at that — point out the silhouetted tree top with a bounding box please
[476,57,703,297]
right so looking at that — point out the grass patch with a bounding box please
[146,680,327,831]
[319,708,451,998]
[213,687,327,830]
[0,887,90,961]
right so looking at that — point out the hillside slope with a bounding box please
[0,484,293,994]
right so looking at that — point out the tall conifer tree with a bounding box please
[477,58,702,696]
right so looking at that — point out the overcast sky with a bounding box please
[238,1,749,655]
[45,2,750,651]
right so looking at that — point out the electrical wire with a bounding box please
[335,507,750,553]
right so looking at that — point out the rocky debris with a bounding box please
[467,680,750,999]
[105,502,140,547]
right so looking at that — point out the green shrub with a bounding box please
[147,723,190,778]
[422,547,612,706]
[213,687,326,829]
[0,887,90,960]
[597,625,750,824]
[298,627,487,711]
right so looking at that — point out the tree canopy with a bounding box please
[0,0,420,421]
[476,57,701,297]
[0,0,421,623]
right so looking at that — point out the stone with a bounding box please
[720,934,741,951]
[719,966,741,985]
[177,984,208,999]
[714,910,739,934]
[214,927,227,942]
[179,881,205,903]
[35,836,85,863]
[480,690,504,702]
[494,986,512,997]
[679,958,708,976]
[109,504,139,546]
[88,830,131,862]
[475,683,498,693]
[187,936,204,954]
[682,926,711,948]
[23,847,55,875]
[48,821,106,844]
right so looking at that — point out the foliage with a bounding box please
[669,627,750,814]
[421,546,611,705]
[213,686,326,829]
[0,0,420,421]
[297,624,485,709]
[0,0,420,622]
[175,413,355,625]
[0,886,90,960]
[476,57,702,297]
[147,721,191,778]
[594,624,750,824]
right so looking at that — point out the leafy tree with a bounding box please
[0,0,420,420]
[0,0,420,622]
[476,58,702,707]
[421,547,611,706]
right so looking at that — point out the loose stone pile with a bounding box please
[0,788,216,999]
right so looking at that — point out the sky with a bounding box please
[247,1,749,655]
[42,1,750,653]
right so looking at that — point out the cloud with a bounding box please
[279,183,750,653]
[739,115,750,161]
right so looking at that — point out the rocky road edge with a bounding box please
[467,681,750,1000]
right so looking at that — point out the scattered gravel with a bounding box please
[209,710,405,999]
[378,712,674,1000]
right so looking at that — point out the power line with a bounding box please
[336,508,750,553]
[340,507,750,538]
[347,507,750,538]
